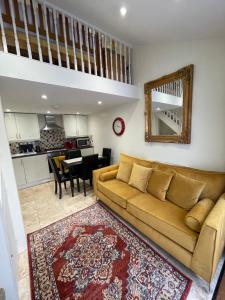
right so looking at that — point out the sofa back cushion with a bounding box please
[167,173,206,210]
[116,161,133,183]
[128,163,152,192]
[147,170,173,201]
[119,153,225,201]
[155,162,225,202]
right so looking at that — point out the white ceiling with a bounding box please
[49,0,225,45]
[0,77,136,115]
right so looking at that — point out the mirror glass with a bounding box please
[151,79,183,136]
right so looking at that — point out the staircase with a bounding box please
[156,110,182,134]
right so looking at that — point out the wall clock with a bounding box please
[112,117,125,136]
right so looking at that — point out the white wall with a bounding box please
[88,38,225,171]
[0,98,26,253]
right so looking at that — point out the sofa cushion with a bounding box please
[185,198,214,232]
[98,179,140,209]
[127,193,198,252]
[128,163,152,192]
[147,169,173,201]
[99,170,118,181]
[166,173,206,210]
[116,161,133,183]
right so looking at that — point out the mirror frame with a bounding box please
[144,64,194,144]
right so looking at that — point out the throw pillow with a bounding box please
[128,163,152,192]
[166,173,206,210]
[185,198,214,232]
[147,169,173,201]
[116,161,133,183]
[100,170,118,181]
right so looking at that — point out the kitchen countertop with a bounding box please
[11,146,94,159]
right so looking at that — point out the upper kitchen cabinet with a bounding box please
[4,113,40,141]
[63,115,88,137]
[76,115,88,136]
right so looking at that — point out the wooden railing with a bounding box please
[0,0,132,84]
[153,79,183,97]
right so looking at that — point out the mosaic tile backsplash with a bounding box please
[9,129,76,154]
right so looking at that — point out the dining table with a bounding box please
[61,155,107,195]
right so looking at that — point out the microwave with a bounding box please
[76,137,90,148]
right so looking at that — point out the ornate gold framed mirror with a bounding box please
[144,65,194,144]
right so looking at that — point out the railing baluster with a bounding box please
[53,9,61,66]
[31,0,42,62]
[119,42,122,81]
[43,3,52,64]
[104,35,108,78]
[62,13,69,68]
[71,18,77,71]
[128,47,131,84]
[8,0,20,55]
[78,21,84,72]
[124,45,127,83]
[98,32,103,77]
[21,0,32,58]
[92,28,97,75]
[0,8,8,53]
[115,40,118,81]
[85,25,91,74]
[110,37,113,80]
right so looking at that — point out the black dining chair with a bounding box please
[98,148,111,168]
[48,157,80,199]
[78,154,98,196]
[66,149,82,159]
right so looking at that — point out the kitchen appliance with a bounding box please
[35,145,41,153]
[42,115,63,131]
[76,137,90,148]
[64,141,75,149]
[19,143,34,153]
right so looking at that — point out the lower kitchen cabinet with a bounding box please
[13,154,50,188]
[12,158,27,186]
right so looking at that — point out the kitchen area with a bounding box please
[5,112,94,189]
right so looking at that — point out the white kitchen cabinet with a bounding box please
[63,115,77,137]
[81,147,94,156]
[12,154,50,188]
[15,113,40,140]
[4,113,40,141]
[12,158,27,186]
[76,115,88,136]
[4,113,18,141]
[63,114,88,137]
[22,155,50,184]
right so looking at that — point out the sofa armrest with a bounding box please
[93,164,119,195]
[191,193,225,282]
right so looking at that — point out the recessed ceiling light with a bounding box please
[120,6,127,17]
[47,111,51,114]
[156,107,161,111]
[98,101,102,105]
[76,112,80,115]
[5,108,11,112]
[41,94,48,100]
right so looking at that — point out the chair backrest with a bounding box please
[67,149,82,159]
[48,157,61,182]
[102,148,111,166]
[81,154,99,179]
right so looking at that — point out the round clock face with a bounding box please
[112,117,125,136]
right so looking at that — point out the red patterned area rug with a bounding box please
[28,203,192,300]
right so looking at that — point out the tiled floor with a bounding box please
[17,180,96,300]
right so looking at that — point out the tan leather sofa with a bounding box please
[93,153,225,283]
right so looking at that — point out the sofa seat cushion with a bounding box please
[127,194,198,252]
[98,179,140,209]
